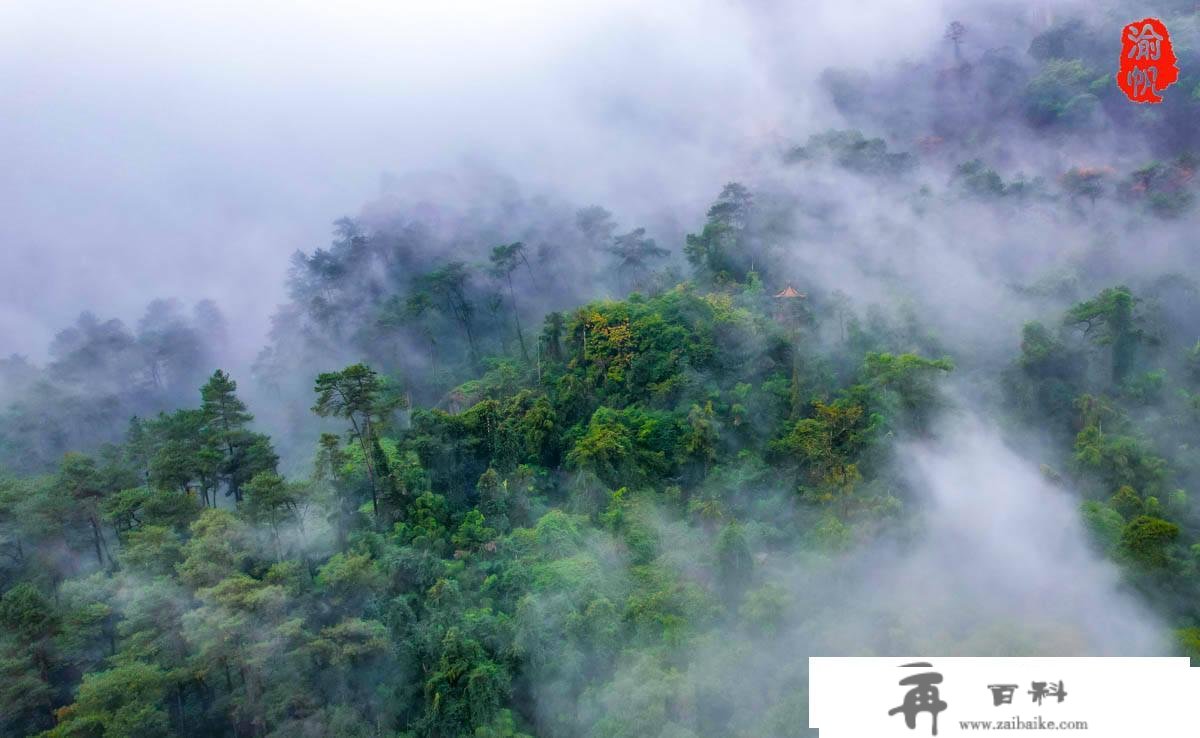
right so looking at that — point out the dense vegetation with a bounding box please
[3,5,1200,737]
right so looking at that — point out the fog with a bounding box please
[0,0,957,361]
[1,0,1197,735]
[889,407,1164,653]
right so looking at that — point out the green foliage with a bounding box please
[859,352,953,431]
[1081,501,1124,555]
[45,662,172,738]
[473,709,533,738]
[419,627,512,737]
[1,581,57,638]
[684,183,757,285]
[0,259,972,736]
[1108,485,1142,518]
[1019,321,1079,383]
[1060,167,1106,207]
[1179,627,1200,665]
[608,228,669,293]
[310,617,389,667]
[1028,20,1102,63]
[313,363,404,519]
[317,551,386,609]
[176,509,254,588]
[452,510,498,552]
[532,510,584,558]
[567,406,681,490]
[1120,158,1196,218]
[1186,341,1200,385]
[954,160,1007,199]
[489,242,533,361]
[120,526,184,576]
[1064,286,1146,385]
[10,100,1200,738]
[1023,59,1101,128]
[715,522,753,600]
[0,645,56,735]
[559,287,733,410]
[1120,515,1180,569]
[1073,424,1167,495]
[786,129,914,176]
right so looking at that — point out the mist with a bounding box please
[1,0,1198,736]
[0,0,957,362]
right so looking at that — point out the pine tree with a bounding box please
[200,370,276,503]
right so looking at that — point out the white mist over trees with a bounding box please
[2,0,1200,736]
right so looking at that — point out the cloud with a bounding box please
[879,407,1165,654]
[0,0,954,361]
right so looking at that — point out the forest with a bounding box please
[2,2,1200,737]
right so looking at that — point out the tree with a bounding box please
[0,581,59,733]
[384,290,439,369]
[489,242,532,361]
[176,509,254,588]
[685,401,719,477]
[684,183,756,285]
[1186,340,1200,385]
[788,129,914,177]
[222,433,278,506]
[144,409,214,500]
[0,641,55,735]
[608,228,668,293]
[774,398,873,513]
[244,471,308,561]
[59,453,113,567]
[860,352,953,431]
[420,262,480,363]
[576,206,616,245]
[1064,286,1147,385]
[715,522,753,601]
[1023,59,1099,129]
[451,509,497,552]
[315,432,353,550]
[953,160,1007,199]
[200,370,252,440]
[566,408,634,488]
[136,298,206,397]
[476,468,510,532]
[312,364,401,518]
[200,370,277,503]
[945,21,966,59]
[315,551,385,612]
[1120,515,1180,569]
[829,289,853,343]
[47,312,139,389]
[0,582,58,685]
[1062,167,1106,208]
[1110,485,1144,519]
[419,627,511,737]
[540,312,565,365]
[1073,423,1167,494]
[118,525,185,576]
[1019,321,1078,380]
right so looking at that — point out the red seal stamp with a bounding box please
[1116,18,1179,103]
